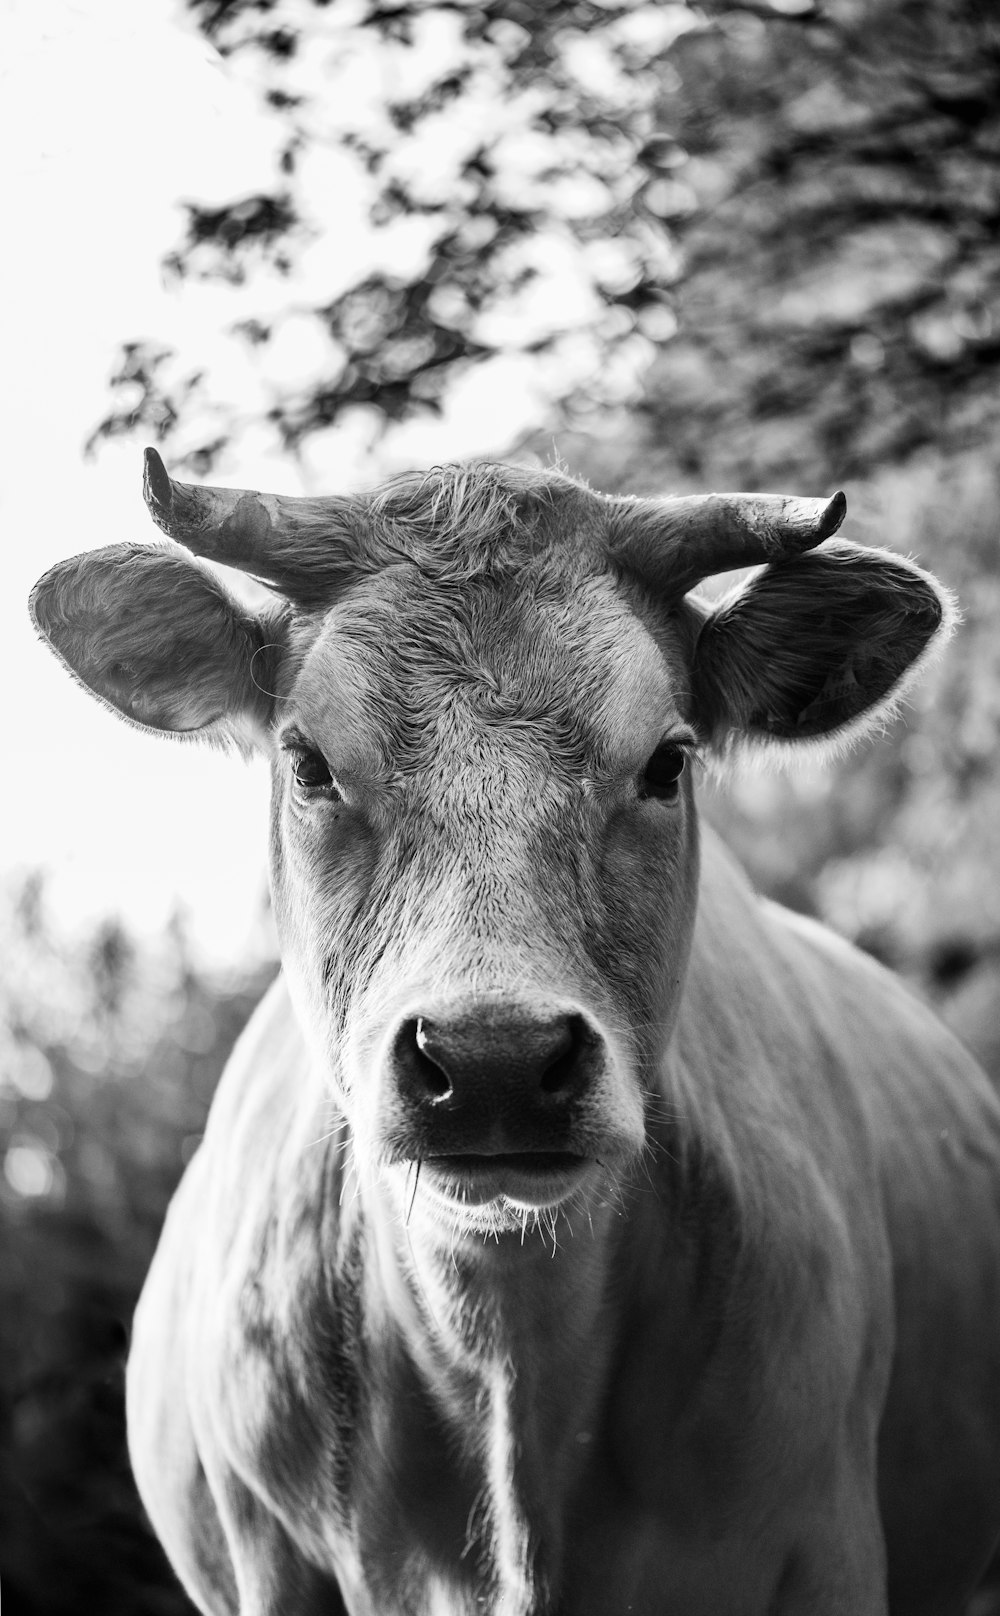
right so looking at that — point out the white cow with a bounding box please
[30,452,1000,1615]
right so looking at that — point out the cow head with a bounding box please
[30,454,951,1241]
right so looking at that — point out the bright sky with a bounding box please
[0,0,556,964]
[0,0,280,963]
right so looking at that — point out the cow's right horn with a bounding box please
[143,448,362,603]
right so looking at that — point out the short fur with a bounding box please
[29,459,1000,1616]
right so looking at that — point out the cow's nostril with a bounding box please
[539,1015,585,1095]
[390,1007,601,1138]
[412,1017,452,1100]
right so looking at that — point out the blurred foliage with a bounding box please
[0,873,273,1615]
[645,0,1000,486]
[88,0,691,464]
[89,0,1000,477]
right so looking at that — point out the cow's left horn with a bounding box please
[609,489,847,596]
[142,448,360,602]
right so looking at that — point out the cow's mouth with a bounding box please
[421,1150,590,1209]
[431,1151,586,1171]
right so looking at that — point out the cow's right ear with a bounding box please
[30,544,282,745]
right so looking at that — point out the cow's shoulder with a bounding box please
[675,828,1000,1400]
[674,824,1000,1331]
[686,826,999,1151]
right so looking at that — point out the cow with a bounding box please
[29,450,1000,1616]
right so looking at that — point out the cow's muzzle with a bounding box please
[383,1005,609,1200]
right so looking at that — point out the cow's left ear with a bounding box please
[690,541,956,750]
[30,543,282,745]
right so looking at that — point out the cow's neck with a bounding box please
[359,1183,625,1611]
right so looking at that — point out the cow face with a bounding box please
[30,458,951,1238]
[266,561,700,1229]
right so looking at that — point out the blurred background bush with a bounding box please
[4,0,1000,1609]
[0,875,272,1613]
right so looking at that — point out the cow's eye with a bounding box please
[292,749,336,795]
[640,744,686,801]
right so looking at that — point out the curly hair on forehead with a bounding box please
[353,461,607,584]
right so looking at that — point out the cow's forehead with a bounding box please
[285,564,691,775]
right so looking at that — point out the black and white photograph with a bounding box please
[3,1,1000,1612]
